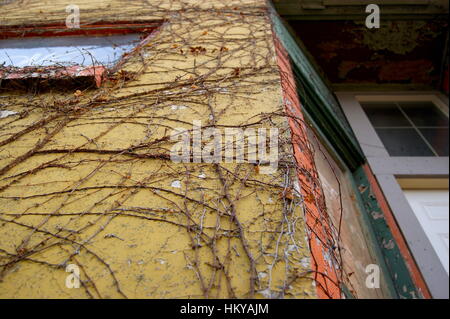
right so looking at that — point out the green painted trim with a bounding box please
[353,167,423,299]
[348,170,399,299]
[293,70,363,171]
[305,109,400,298]
[340,284,356,299]
[304,107,419,299]
[269,2,421,299]
[269,5,365,172]
[304,110,402,298]
[302,108,348,172]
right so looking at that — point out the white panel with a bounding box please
[404,190,449,275]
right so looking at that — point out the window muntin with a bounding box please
[362,101,449,157]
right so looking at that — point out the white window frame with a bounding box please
[336,91,449,299]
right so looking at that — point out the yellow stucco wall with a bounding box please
[0,0,316,298]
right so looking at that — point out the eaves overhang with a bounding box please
[274,0,449,21]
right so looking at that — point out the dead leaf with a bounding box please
[279,188,294,201]
[304,193,315,204]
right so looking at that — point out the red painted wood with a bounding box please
[273,34,341,299]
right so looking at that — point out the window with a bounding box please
[362,101,449,157]
[1,34,142,68]
[0,22,162,88]
[337,92,449,298]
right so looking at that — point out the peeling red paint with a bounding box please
[338,59,436,84]
[288,20,447,88]
[0,65,106,87]
[378,60,434,83]
[0,22,162,39]
[443,68,449,94]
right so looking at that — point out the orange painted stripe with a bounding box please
[273,34,341,299]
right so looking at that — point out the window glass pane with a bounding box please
[0,34,141,68]
[399,102,449,127]
[420,128,449,156]
[375,128,435,156]
[362,103,411,127]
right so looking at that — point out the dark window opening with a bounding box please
[362,101,449,157]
